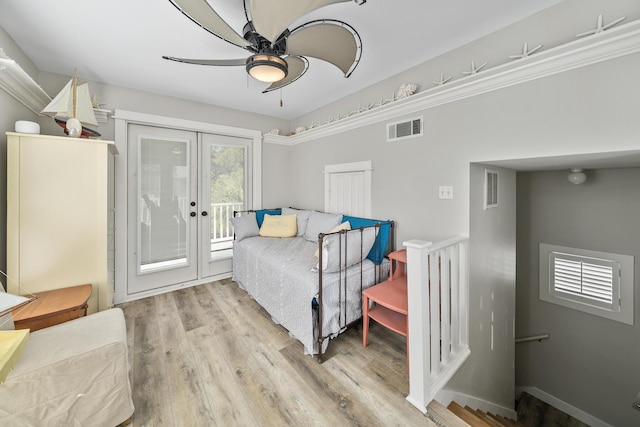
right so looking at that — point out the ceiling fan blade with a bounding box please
[286,20,362,77]
[163,56,247,66]
[247,0,352,43]
[263,56,309,92]
[169,0,252,49]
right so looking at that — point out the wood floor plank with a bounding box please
[121,281,437,427]
[208,282,348,426]
[211,278,292,350]
[187,325,262,426]
[130,297,175,427]
[120,301,136,385]
[155,292,216,427]
[280,342,389,427]
[192,281,232,334]
[212,326,305,426]
[172,287,210,332]
[323,347,429,426]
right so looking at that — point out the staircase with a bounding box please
[426,391,591,427]
[427,400,525,427]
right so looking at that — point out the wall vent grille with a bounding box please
[387,116,423,141]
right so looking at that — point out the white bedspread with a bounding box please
[232,236,388,354]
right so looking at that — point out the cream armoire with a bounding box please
[6,132,117,313]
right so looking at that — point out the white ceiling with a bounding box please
[0,0,563,119]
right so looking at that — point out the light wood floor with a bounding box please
[120,278,436,426]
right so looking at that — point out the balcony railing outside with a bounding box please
[211,202,243,243]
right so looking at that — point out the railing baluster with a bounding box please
[207,202,245,242]
[404,236,469,413]
[428,252,441,375]
[450,245,460,354]
[440,248,451,365]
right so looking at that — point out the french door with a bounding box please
[126,124,251,294]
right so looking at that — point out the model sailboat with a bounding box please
[40,69,101,138]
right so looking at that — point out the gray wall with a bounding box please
[446,164,517,408]
[0,26,40,284]
[2,0,640,418]
[0,44,292,283]
[291,0,640,133]
[33,71,289,143]
[282,47,640,414]
[516,168,640,427]
[262,142,292,208]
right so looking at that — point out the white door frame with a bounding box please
[113,109,262,304]
[323,160,372,217]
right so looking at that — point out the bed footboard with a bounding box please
[316,218,394,362]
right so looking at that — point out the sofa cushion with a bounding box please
[303,211,343,243]
[259,213,297,238]
[318,226,378,273]
[281,207,311,237]
[230,212,259,241]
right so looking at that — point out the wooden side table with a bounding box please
[12,284,92,332]
[362,249,408,363]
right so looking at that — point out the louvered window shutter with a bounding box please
[550,252,619,311]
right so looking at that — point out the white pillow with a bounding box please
[318,226,378,273]
[282,207,311,237]
[314,221,351,257]
[303,211,343,242]
[230,212,259,241]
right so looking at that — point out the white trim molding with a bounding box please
[262,19,640,146]
[0,49,51,114]
[516,386,613,427]
[112,110,262,305]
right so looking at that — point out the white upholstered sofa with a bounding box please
[0,306,134,426]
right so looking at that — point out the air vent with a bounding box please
[387,116,423,141]
[484,169,498,209]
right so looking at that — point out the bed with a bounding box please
[231,208,393,360]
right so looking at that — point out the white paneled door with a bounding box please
[324,161,372,218]
[127,125,198,293]
[126,124,252,294]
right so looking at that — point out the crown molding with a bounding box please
[0,50,51,115]
[263,19,640,147]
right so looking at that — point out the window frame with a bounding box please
[539,243,634,325]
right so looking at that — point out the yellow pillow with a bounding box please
[314,221,351,257]
[259,214,297,238]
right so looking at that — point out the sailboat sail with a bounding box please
[41,77,98,127]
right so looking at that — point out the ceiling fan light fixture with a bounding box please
[246,54,288,83]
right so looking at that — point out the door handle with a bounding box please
[201,211,208,216]
[190,212,196,217]
[190,201,196,207]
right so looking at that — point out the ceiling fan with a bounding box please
[163,0,365,92]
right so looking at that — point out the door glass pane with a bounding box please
[209,144,246,255]
[138,137,189,272]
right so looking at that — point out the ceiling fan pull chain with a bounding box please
[280,88,283,107]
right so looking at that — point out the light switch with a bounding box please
[439,186,453,200]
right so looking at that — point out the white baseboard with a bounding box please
[516,386,612,427]
[434,389,517,420]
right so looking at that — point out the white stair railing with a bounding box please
[404,236,471,413]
